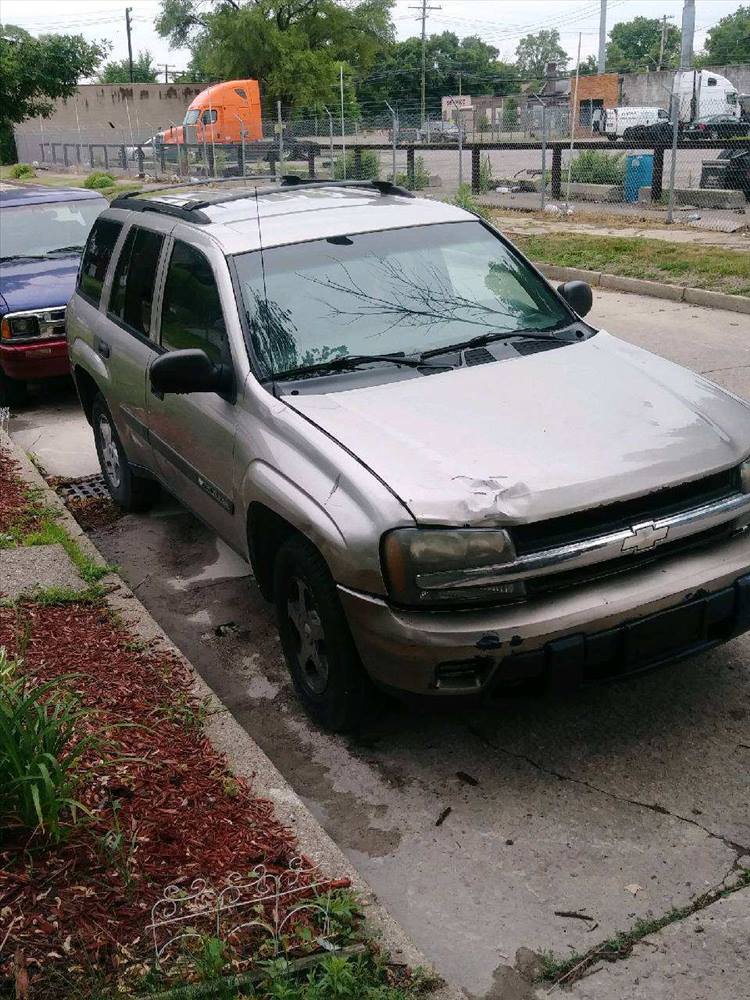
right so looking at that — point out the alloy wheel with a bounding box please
[98,414,121,489]
[286,576,329,695]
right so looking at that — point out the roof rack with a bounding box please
[109,176,415,224]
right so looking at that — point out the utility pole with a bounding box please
[597,0,607,74]
[680,0,695,71]
[125,7,134,84]
[409,0,440,126]
[658,15,667,70]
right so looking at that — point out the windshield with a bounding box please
[0,200,103,261]
[235,221,572,378]
[183,109,200,125]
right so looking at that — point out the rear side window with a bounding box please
[160,241,228,366]
[108,226,164,338]
[78,219,123,307]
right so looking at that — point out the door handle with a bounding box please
[96,338,111,359]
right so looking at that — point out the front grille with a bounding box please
[525,522,736,599]
[512,466,740,556]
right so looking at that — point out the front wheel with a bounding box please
[273,535,377,732]
[606,134,618,143]
[91,396,159,512]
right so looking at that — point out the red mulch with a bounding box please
[0,449,37,537]
[0,602,339,994]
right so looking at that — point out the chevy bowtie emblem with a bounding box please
[622,522,670,553]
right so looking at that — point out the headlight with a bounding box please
[381,528,525,607]
[741,458,750,494]
[1,315,40,340]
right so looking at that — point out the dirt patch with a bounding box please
[0,450,41,540]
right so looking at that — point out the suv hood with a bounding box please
[0,256,79,314]
[285,333,750,526]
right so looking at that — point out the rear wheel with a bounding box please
[606,134,618,143]
[91,395,159,512]
[0,371,28,408]
[273,535,377,732]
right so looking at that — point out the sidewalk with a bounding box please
[0,431,459,1000]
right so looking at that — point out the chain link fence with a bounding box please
[13,96,749,231]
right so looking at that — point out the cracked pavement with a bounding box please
[8,288,750,997]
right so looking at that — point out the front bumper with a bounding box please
[0,338,70,381]
[338,531,750,696]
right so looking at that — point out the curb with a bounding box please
[537,263,750,315]
[1,430,462,1000]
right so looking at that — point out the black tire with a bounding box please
[91,395,159,513]
[0,370,28,408]
[273,534,376,732]
[606,134,618,143]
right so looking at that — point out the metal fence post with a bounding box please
[353,146,362,179]
[136,146,145,178]
[89,145,94,169]
[120,144,127,170]
[324,106,334,178]
[103,145,109,170]
[666,93,679,223]
[540,105,547,211]
[307,147,316,179]
[407,146,415,189]
[385,101,397,181]
[269,151,277,179]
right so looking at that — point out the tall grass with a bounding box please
[0,648,102,842]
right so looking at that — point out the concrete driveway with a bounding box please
[8,288,750,998]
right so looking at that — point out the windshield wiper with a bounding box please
[273,352,451,381]
[420,327,573,360]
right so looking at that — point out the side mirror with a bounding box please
[150,349,231,396]
[557,280,593,318]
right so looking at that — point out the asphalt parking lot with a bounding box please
[8,288,750,998]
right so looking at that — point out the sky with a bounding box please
[0,0,744,78]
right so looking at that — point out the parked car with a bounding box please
[700,147,750,199]
[685,115,750,141]
[0,185,107,405]
[621,120,674,144]
[418,120,465,143]
[67,179,750,731]
[604,106,670,141]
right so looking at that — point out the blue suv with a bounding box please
[0,184,106,405]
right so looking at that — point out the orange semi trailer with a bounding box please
[160,79,263,145]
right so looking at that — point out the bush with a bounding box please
[478,153,494,193]
[0,648,103,842]
[333,148,379,180]
[502,98,520,131]
[476,114,490,133]
[83,171,116,189]
[394,154,431,191]
[569,150,625,186]
[9,163,35,179]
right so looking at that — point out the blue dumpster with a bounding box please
[624,153,654,203]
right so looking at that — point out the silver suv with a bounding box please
[67,178,750,731]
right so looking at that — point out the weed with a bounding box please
[0,649,104,842]
[449,184,491,220]
[478,153,494,193]
[195,936,228,981]
[84,171,116,189]
[22,517,110,584]
[98,800,139,892]
[152,691,209,731]
[9,163,35,179]
[333,149,380,180]
[569,149,626,186]
[30,583,105,606]
[395,155,431,191]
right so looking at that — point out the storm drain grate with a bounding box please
[56,474,110,501]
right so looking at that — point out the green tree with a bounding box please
[702,5,750,65]
[501,96,519,130]
[575,54,599,76]
[606,16,681,73]
[358,32,517,112]
[0,24,107,163]
[98,49,159,84]
[156,0,393,112]
[514,29,568,80]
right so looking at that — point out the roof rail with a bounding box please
[109,175,416,224]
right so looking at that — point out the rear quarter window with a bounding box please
[77,218,123,307]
